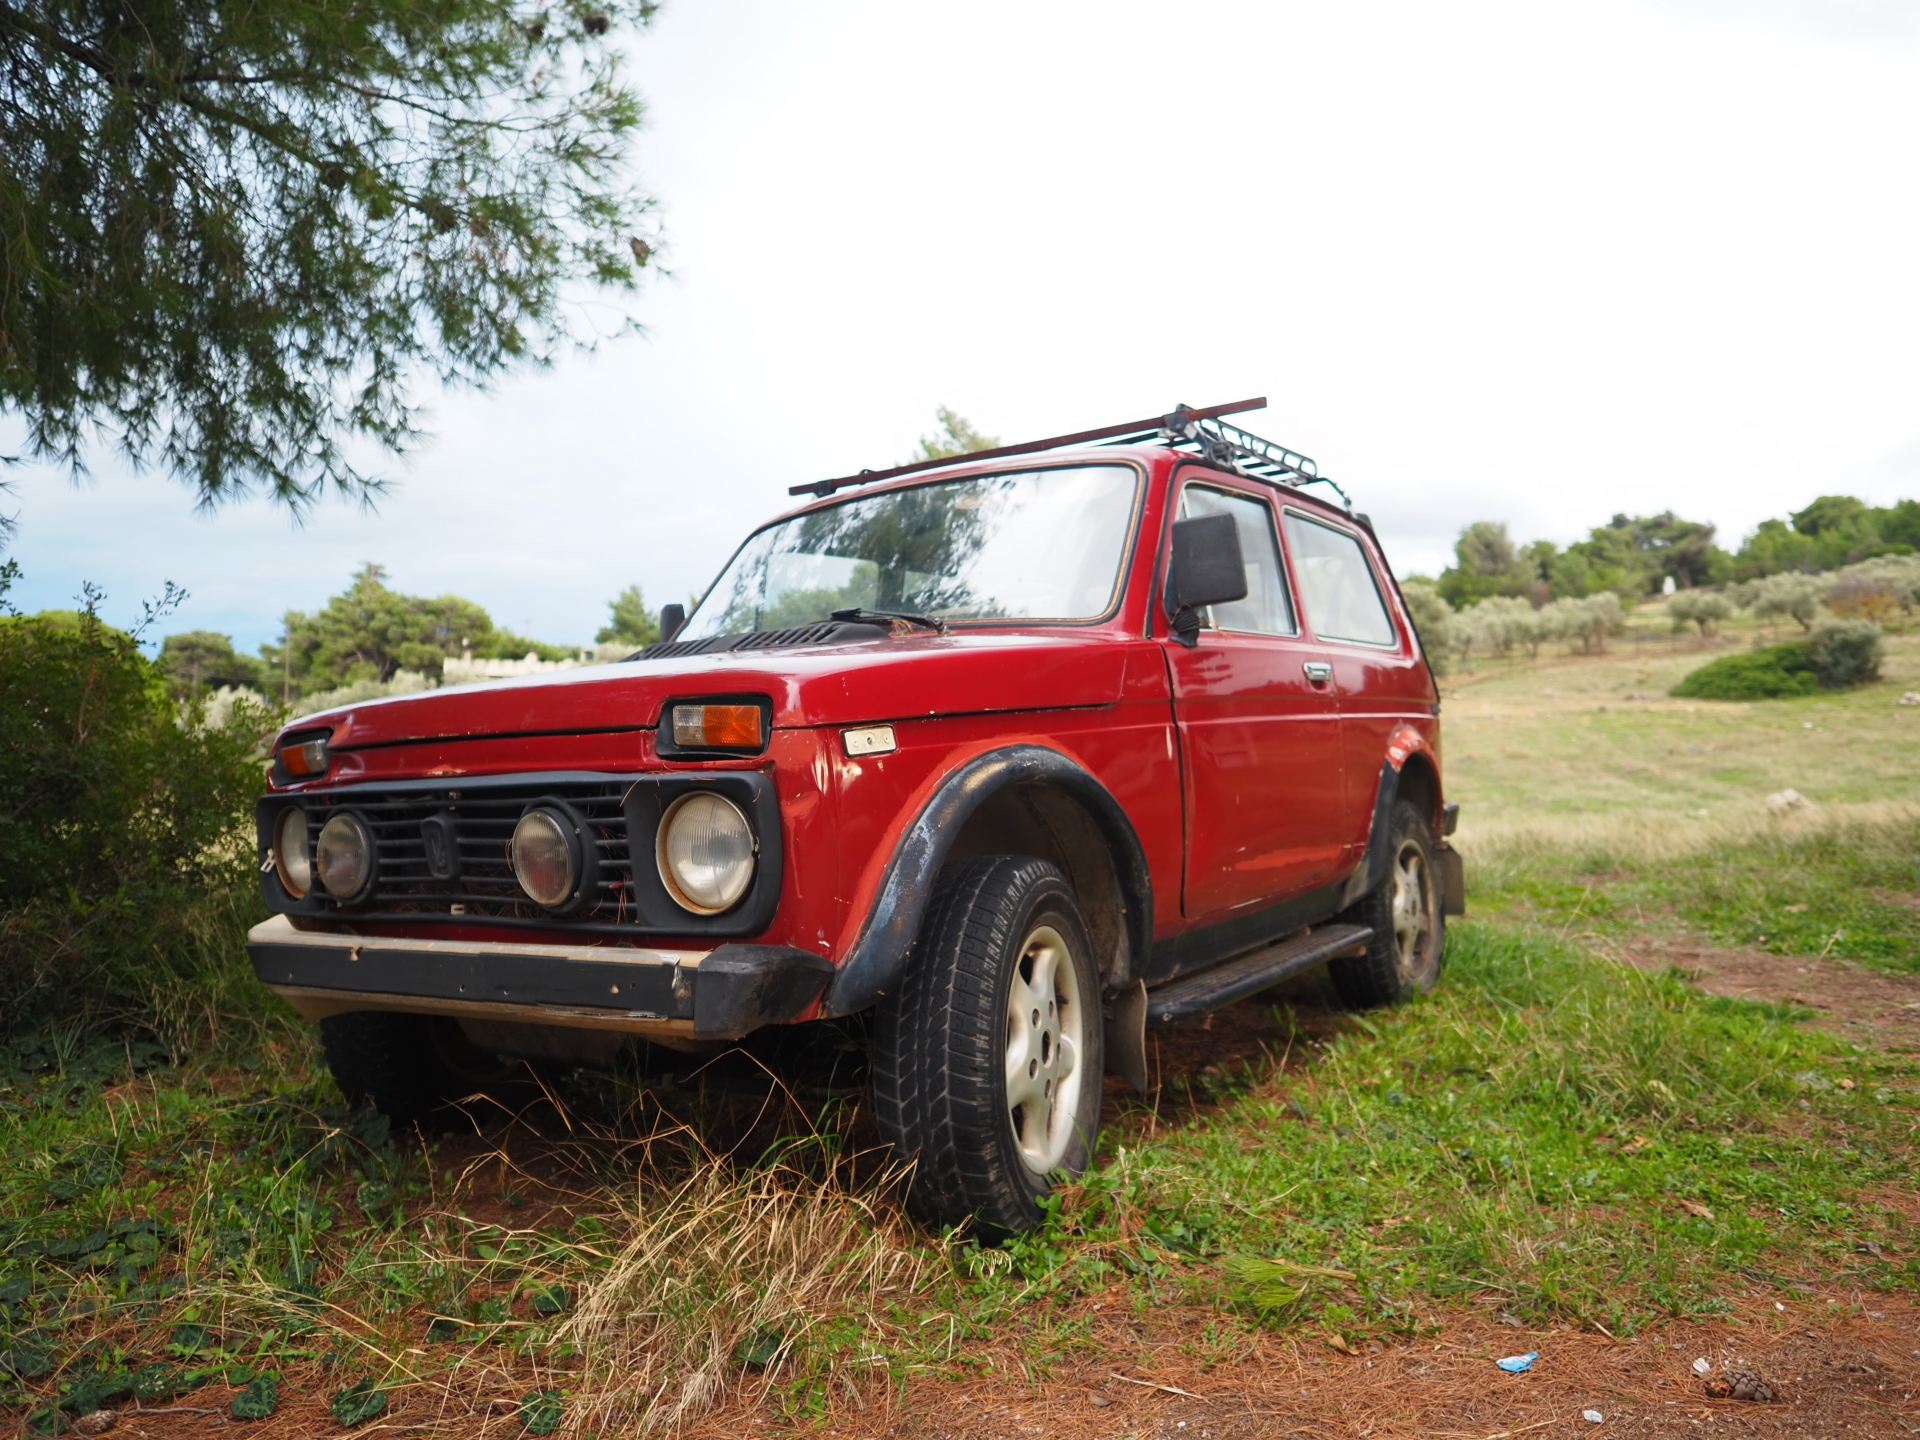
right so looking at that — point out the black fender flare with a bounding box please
[819,744,1154,1018]
[1338,759,1402,910]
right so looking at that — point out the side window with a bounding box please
[1177,484,1296,635]
[1282,513,1398,646]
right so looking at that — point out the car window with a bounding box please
[1282,513,1398,646]
[681,464,1141,638]
[1177,483,1296,636]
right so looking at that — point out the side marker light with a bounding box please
[842,725,896,757]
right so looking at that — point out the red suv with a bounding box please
[249,399,1461,1236]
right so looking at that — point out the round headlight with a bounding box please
[274,807,311,899]
[656,792,756,915]
[314,812,375,900]
[512,810,579,908]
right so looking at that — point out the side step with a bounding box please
[1145,923,1372,1026]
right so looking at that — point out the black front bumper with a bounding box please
[246,917,835,1039]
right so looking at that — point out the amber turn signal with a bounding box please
[278,737,328,778]
[671,704,763,750]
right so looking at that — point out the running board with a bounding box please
[1145,924,1372,1026]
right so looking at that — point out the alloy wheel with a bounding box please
[1003,923,1085,1175]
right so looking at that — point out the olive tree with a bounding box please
[1,0,659,508]
[1667,590,1734,637]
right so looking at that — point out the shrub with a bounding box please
[1669,643,1818,700]
[1833,554,1920,620]
[1806,619,1884,689]
[0,590,277,1042]
[1827,574,1900,625]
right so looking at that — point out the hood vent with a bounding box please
[633,619,887,662]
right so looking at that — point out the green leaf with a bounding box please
[231,1372,279,1420]
[1,1333,56,1380]
[733,1328,783,1369]
[131,1363,182,1399]
[330,1376,389,1427]
[519,1389,564,1435]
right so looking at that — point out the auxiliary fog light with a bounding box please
[273,808,312,898]
[656,792,755,914]
[511,810,579,908]
[314,812,375,900]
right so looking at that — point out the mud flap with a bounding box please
[1436,844,1466,917]
[1104,978,1148,1094]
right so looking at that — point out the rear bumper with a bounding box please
[245,914,835,1040]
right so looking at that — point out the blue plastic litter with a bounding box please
[1496,1352,1539,1373]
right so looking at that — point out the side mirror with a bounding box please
[659,603,686,643]
[1165,513,1247,647]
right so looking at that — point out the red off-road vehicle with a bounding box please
[249,399,1461,1235]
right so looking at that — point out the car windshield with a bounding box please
[679,464,1142,639]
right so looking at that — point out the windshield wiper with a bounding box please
[831,607,948,635]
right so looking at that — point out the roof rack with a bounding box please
[790,397,1352,509]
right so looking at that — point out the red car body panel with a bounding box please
[254,444,1444,1034]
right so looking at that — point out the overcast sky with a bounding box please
[6,0,1920,652]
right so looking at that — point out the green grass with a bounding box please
[1468,811,1920,972]
[1443,631,1920,839]
[1,919,1913,1428]
[1009,922,1917,1342]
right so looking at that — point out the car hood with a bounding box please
[283,632,1133,751]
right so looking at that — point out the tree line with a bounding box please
[1426,494,1920,610]
[157,567,665,703]
[1404,491,1918,672]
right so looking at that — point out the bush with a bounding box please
[1807,619,1884,689]
[1669,643,1818,700]
[0,593,276,1042]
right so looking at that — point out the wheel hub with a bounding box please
[1390,842,1432,981]
[1004,923,1083,1175]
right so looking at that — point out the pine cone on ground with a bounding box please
[1704,1370,1775,1402]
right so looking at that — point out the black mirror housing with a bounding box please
[659,603,686,643]
[1165,513,1247,646]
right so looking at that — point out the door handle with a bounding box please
[1303,661,1332,684]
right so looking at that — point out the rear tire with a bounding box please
[1328,799,1445,1009]
[319,1012,534,1129]
[872,856,1104,1239]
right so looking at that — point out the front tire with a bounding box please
[1328,799,1445,1009]
[320,1012,534,1129]
[872,856,1104,1238]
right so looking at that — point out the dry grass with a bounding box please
[1457,797,1920,878]
[555,1149,930,1433]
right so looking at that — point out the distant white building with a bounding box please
[442,641,595,685]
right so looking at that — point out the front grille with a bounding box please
[303,779,633,922]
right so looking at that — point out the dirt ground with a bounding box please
[818,1295,1920,1440]
[1613,936,1920,1054]
[88,1290,1920,1438]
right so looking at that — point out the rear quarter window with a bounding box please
[1282,512,1398,647]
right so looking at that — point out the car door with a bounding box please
[1279,508,1423,855]
[1162,473,1348,926]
